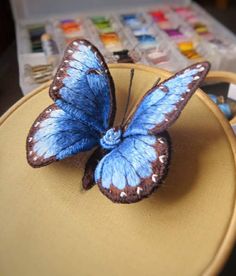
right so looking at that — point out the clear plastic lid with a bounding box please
[10,0,191,21]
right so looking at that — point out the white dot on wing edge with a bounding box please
[184,68,190,73]
[198,67,205,72]
[159,155,165,163]
[137,187,143,195]
[73,41,79,46]
[152,174,158,182]
[120,192,127,197]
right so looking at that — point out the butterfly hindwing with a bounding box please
[95,133,170,203]
[82,147,107,190]
[124,62,210,137]
[26,104,100,167]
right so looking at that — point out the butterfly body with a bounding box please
[100,127,122,150]
[26,39,210,203]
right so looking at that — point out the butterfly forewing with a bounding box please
[49,39,116,130]
[124,62,210,137]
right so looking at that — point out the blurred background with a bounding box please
[0,0,235,274]
[1,0,236,114]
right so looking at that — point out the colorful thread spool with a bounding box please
[178,41,194,51]
[149,11,168,23]
[113,49,134,63]
[24,64,53,84]
[91,16,114,34]
[135,34,156,49]
[177,41,201,59]
[164,28,185,39]
[41,33,59,66]
[218,103,233,119]
[100,33,120,44]
[193,23,209,35]
[121,14,143,30]
[59,19,80,34]
[145,48,168,65]
[100,33,123,52]
[28,24,46,53]
[133,26,154,36]
[208,94,234,120]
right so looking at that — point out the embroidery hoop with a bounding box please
[0,64,235,275]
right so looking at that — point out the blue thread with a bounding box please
[57,44,113,131]
[124,67,199,137]
[62,71,111,130]
[95,135,157,190]
[208,94,218,104]
[33,107,99,160]
[32,41,116,162]
[56,99,104,133]
[100,128,122,150]
[218,103,232,119]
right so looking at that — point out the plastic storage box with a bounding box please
[10,0,236,94]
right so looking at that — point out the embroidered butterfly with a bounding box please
[26,39,210,203]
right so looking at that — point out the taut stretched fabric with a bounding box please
[0,64,235,276]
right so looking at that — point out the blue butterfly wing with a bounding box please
[94,62,210,203]
[95,133,170,203]
[49,39,116,132]
[27,39,115,167]
[124,62,210,137]
[27,104,100,167]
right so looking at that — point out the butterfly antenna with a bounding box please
[121,68,135,126]
[150,77,161,90]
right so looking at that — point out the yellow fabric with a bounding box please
[0,65,235,276]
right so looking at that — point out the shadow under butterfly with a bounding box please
[26,39,210,204]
